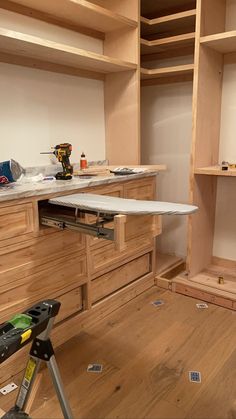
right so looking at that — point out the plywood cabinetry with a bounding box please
[171,0,236,309]
[0,0,140,165]
[140,0,196,85]
[0,176,158,383]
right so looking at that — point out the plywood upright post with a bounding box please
[104,0,140,165]
[187,0,225,276]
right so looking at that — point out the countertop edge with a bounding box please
[0,171,161,204]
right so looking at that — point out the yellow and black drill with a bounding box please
[41,143,73,180]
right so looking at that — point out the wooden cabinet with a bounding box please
[0,175,159,383]
[0,177,157,322]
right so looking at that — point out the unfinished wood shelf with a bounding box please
[200,31,236,54]
[141,32,195,55]
[173,261,236,310]
[141,9,196,37]
[1,0,137,39]
[195,166,236,176]
[141,0,197,18]
[0,28,137,80]
[156,253,185,290]
[141,63,194,85]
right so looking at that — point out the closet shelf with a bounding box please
[141,9,196,37]
[195,166,236,176]
[200,31,236,54]
[0,28,137,80]
[141,32,195,55]
[141,64,194,85]
[1,0,137,39]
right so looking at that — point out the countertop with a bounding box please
[0,170,162,203]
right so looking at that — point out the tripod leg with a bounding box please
[47,355,73,419]
[15,356,41,412]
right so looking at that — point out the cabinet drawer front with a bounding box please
[90,234,153,275]
[56,286,83,323]
[92,253,151,303]
[124,178,156,200]
[0,203,34,241]
[0,255,87,323]
[0,230,85,288]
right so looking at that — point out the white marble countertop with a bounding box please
[0,171,159,203]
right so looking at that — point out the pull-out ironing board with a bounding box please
[40,193,198,251]
[49,193,198,216]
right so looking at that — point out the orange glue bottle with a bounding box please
[80,152,87,170]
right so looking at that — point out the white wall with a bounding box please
[141,82,192,258]
[0,10,106,167]
[212,1,236,261]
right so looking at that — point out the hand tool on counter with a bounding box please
[41,143,73,180]
[0,300,73,419]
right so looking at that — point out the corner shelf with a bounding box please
[141,32,195,55]
[0,28,137,80]
[195,166,236,176]
[141,9,196,37]
[141,64,194,85]
[200,31,236,54]
[1,0,137,39]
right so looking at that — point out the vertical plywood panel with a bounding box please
[188,0,224,276]
[104,70,140,165]
[200,0,226,36]
[103,0,140,165]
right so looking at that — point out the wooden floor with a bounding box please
[2,287,236,419]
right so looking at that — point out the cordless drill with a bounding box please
[41,143,73,180]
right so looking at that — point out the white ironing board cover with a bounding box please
[49,193,198,215]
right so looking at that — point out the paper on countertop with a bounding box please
[49,193,198,215]
[17,173,45,183]
[112,167,148,173]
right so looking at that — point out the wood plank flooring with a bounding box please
[1,287,236,419]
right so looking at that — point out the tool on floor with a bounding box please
[0,300,73,419]
[41,143,73,180]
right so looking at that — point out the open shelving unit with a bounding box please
[0,0,140,166]
[141,32,195,55]
[0,28,137,81]
[170,0,236,309]
[141,9,196,37]
[140,0,196,85]
[201,31,236,54]
[1,0,138,39]
[140,0,197,276]
[141,64,194,86]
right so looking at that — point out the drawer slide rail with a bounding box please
[41,214,115,241]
